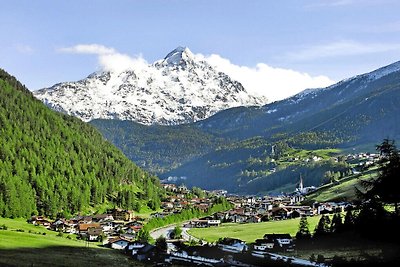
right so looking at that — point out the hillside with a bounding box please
[90,119,226,173]
[85,61,400,194]
[0,69,162,218]
[303,166,379,204]
[0,218,141,266]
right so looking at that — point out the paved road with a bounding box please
[150,225,174,240]
[181,227,199,242]
[150,223,199,243]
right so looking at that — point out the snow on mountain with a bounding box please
[34,47,267,125]
[284,60,400,106]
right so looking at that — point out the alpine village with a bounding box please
[1,2,400,267]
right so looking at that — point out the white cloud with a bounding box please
[197,54,334,102]
[286,41,400,62]
[58,44,116,55]
[58,44,335,101]
[58,44,147,72]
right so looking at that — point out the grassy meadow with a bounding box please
[0,217,142,266]
[304,166,378,204]
[188,215,323,243]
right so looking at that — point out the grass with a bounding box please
[0,217,86,249]
[0,217,143,266]
[304,166,378,204]
[188,216,324,243]
[0,246,142,267]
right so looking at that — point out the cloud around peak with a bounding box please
[58,44,147,73]
[58,44,335,102]
[197,53,334,101]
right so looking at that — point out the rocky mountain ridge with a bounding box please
[34,47,267,125]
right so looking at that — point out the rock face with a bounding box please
[34,47,267,125]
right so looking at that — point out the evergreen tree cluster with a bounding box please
[0,69,162,218]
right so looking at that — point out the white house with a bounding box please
[109,237,130,250]
[218,238,248,253]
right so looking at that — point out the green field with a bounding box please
[0,217,87,249]
[188,216,323,243]
[0,217,142,266]
[304,166,378,204]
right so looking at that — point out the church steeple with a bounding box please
[299,174,304,192]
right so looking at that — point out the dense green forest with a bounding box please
[90,119,224,174]
[0,69,163,218]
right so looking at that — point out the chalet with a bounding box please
[151,212,169,219]
[228,213,248,223]
[162,183,177,192]
[111,208,135,221]
[109,237,130,250]
[87,227,103,241]
[271,207,290,220]
[314,202,346,214]
[177,185,189,194]
[126,241,146,256]
[77,216,93,224]
[100,221,114,234]
[251,238,275,258]
[185,219,221,228]
[29,216,51,228]
[125,225,142,235]
[92,214,114,222]
[133,243,158,262]
[215,211,229,221]
[120,233,136,241]
[217,238,247,253]
[51,219,77,234]
[78,223,101,236]
[263,233,294,252]
[246,215,261,223]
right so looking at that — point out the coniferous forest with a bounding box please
[0,69,162,218]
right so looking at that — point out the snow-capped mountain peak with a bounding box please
[159,46,195,66]
[34,47,267,125]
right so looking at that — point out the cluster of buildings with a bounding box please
[29,208,143,244]
[153,184,216,218]
[105,232,325,267]
[186,194,352,227]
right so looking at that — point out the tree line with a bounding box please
[0,69,163,218]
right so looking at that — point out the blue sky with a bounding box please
[2,0,400,100]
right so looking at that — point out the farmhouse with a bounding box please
[263,233,294,252]
[217,238,248,253]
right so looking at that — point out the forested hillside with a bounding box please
[89,61,400,194]
[90,119,225,174]
[0,69,163,218]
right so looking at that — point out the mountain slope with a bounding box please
[90,119,225,174]
[90,60,400,194]
[0,68,162,218]
[197,61,400,141]
[165,61,400,192]
[34,47,266,125]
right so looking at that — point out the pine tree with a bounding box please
[171,225,182,239]
[343,209,355,231]
[358,139,400,215]
[314,215,331,238]
[137,228,151,243]
[155,236,167,252]
[296,216,311,239]
[330,213,343,233]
